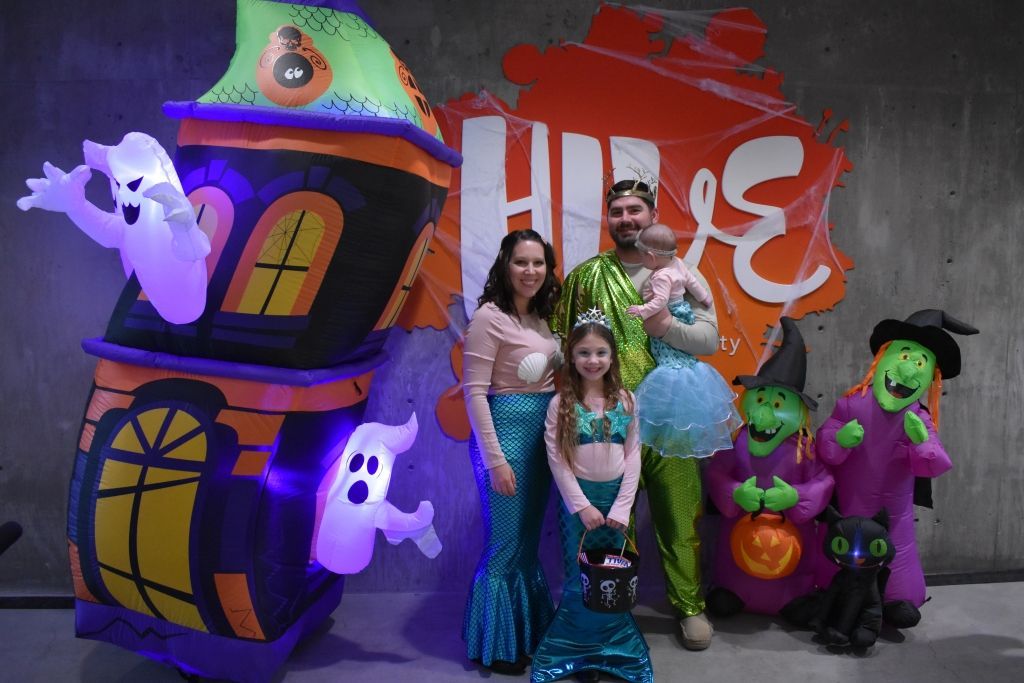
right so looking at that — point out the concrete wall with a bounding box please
[1,0,1020,597]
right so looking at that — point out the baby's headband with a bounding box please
[634,234,677,258]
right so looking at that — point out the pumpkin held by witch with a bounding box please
[728,509,803,580]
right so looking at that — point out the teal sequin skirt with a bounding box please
[531,477,653,683]
[463,392,555,665]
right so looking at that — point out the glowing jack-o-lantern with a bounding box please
[730,511,802,580]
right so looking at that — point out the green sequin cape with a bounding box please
[553,251,654,391]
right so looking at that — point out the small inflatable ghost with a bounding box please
[17,132,210,324]
[316,413,441,574]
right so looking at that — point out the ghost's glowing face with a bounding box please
[106,140,166,226]
[327,415,417,509]
[335,438,397,508]
[872,340,936,412]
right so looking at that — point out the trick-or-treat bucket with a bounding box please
[577,530,639,613]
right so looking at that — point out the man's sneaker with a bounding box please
[680,612,714,650]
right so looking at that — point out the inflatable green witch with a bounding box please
[816,309,978,628]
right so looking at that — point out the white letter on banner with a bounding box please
[689,136,830,302]
[460,117,552,317]
[561,133,603,273]
[723,136,829,302]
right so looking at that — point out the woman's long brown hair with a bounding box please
[555,323,633,472]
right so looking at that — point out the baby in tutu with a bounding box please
[626,224,741,458]
[626,224,712,337]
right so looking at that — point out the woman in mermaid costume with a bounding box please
[625,224,741,459]
[462,230,562,675]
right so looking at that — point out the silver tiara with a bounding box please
[574,307,611,329]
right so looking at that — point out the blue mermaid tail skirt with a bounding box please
[463,392,555,665]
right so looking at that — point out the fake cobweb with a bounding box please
[394,4,853,440]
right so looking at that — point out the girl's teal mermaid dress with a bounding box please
[531,474,653,683]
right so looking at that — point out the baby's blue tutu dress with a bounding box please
[635,300,742,458]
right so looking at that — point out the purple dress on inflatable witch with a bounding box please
[816,393,949,608]
[816,309,978,618]
[707,432,833,614]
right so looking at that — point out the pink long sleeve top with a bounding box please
[634,258,712,319]
[462,302,560,469]
[543,393,641,527]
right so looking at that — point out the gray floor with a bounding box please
[2,583,1022,682]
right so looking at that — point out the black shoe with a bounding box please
[706,587,744,617]
[779,592,823,628]
[481,657,528,676]
[882,600,921,629]
[575,670,600,682]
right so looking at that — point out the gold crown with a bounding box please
[604,166,658,206]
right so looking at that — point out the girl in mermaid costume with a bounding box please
[626,224,742,459]
[531,314,652,683]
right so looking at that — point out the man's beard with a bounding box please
[610,230,637,249]
[610,221,648,250]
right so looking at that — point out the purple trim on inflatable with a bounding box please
[163,101,463,168]
[266,0,375,26]
[81,338,386,386]
[75,579,344,683]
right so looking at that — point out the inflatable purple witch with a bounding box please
[706,317,834,618]
[816,309,978,628]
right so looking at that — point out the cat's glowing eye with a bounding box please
[869,539,888,557]
[830,536,850,555]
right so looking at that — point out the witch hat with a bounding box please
[733,317,817,410]
[869,309,978,379]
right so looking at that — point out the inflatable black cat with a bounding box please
[810,506,895,648]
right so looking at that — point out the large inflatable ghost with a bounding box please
[17,132,210,324]
[316,413,441,574]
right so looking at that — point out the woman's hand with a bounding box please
[605,518,627,532]
[578,505,606,530]
[488,463,517,496]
